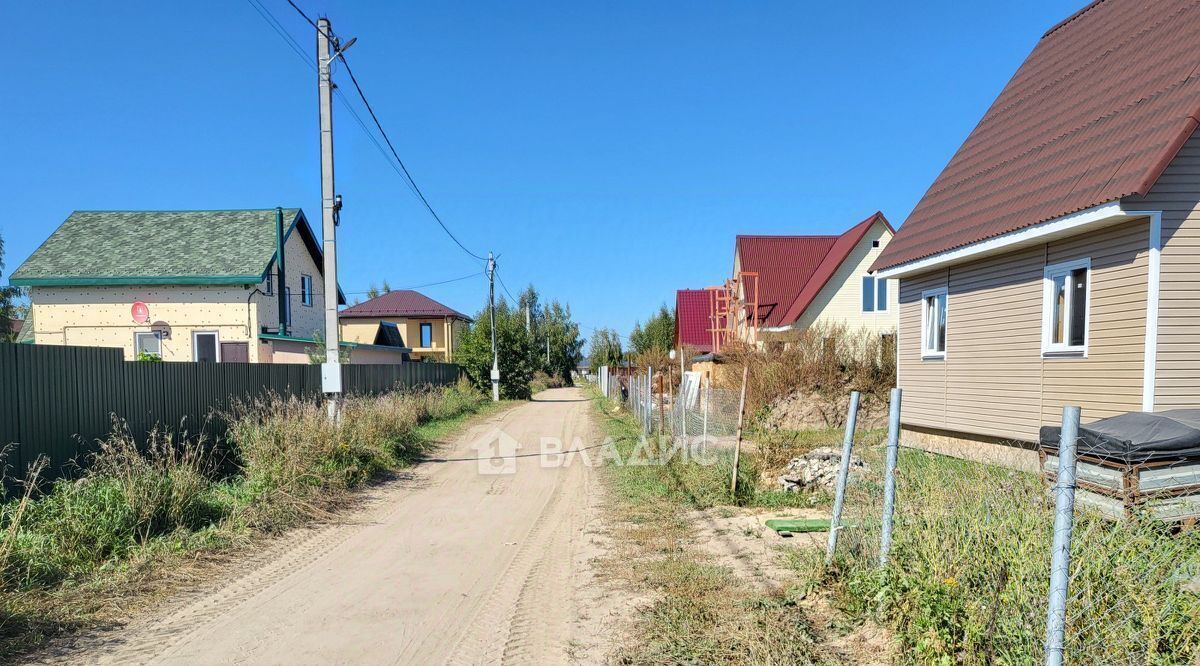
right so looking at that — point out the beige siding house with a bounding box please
[339,290,470,362]
[730,212,897,344]
[873,0,1200,459]
[11,208,407,364]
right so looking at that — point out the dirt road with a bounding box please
[63,387,617,665]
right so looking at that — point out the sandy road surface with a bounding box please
[58,388,615,665]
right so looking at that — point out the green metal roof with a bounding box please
[10,209,302,287]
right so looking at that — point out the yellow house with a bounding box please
[10,208,408,364]
[339,290,470,362]
[728,212,898,343]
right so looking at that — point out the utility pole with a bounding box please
[317,16,342,418]
[488,252,500,401]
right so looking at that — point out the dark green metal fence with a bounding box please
[0,343,461,482]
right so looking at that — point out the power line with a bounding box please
[282,0,488,264]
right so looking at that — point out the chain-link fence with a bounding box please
[667,372,742,446]
[822,390,1200,664]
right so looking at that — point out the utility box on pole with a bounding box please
[316,17,342,411]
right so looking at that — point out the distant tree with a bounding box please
[382,280,393,294]
[366,283,381,300]
[587,328,623,370]
[0,234,20,342]
[629,304,675,355]
[541,299,584,384]
[457,300,537,399]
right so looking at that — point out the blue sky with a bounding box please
[2,0,1082,345]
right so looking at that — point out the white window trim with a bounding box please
[1041,257,1091,358]
[264,273,274,296]
[875,277,889,313]
[920,287,947,360]
[192,330,221,362]
[861,275,876,314]
[301,274,313,307]
[134,331,163,356]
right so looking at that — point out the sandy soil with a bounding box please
[47,387,623,665]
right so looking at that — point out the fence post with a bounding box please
[645,367,653,435]
[879,387,902,566]
[825,390,861,565]
[701,374,709,446]
[1044,405,1080,666]
[729,364,750,496]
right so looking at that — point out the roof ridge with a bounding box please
[737,234,838,240]
[1042,0,1108,38]
[921,74,1197,202]
[992,1,1197,125]
[72,208,297,213]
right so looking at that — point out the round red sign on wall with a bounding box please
[131,301,150,324]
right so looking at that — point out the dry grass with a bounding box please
[720,323,895,418]
[590,389,833,665]
[0,380,487,659]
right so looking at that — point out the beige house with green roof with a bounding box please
[10,208,408,364]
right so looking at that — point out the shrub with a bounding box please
[721,322,895,418]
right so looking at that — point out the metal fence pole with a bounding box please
[879,387,902,566]
[825,390,861,564]
[701,374,709,446]
[1044,405,1080,666]
[646,367,653,435]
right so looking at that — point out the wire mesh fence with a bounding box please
[818,391,1200,664]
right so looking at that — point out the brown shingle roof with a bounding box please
[339,290,470,320]
[873,0,1200,272]
[675,289,715,353]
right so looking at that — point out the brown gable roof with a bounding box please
[339,289,470,320]
[873,0,1200,272]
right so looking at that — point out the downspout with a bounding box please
[276,207,288,336]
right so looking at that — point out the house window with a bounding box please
[264,274,274,296]
[284,287,293,328]
[872,239,880,248]
[420,322,433,348]
[301,274,313,307]
[134,331,162,358]
[1042,259,1090,356]
[861,276,888,313]
[193,331,220,363]
[921,288,947,358]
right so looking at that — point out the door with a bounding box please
[220,342,250,363]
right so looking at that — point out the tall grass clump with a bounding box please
[721,322,895,419]
[805,446,1200,664]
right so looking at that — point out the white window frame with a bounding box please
[301,274,313,307]
[1041,257,1091,357]
[920,287,947,359]
[861,275,890,314]
[264,273,274,296]
[134,331,162,357]
[193,330,221,363]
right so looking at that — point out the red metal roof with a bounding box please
[675,289,715,352]
[873,0,1200,272]
[778,212,892,324]
[737,212,891,327]
[339,290,470,320]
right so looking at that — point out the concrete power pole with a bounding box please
[488,252,500,401]
[317,17,343,417]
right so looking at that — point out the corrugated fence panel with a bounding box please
[0,344,21,475]
[1,342,461,485]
